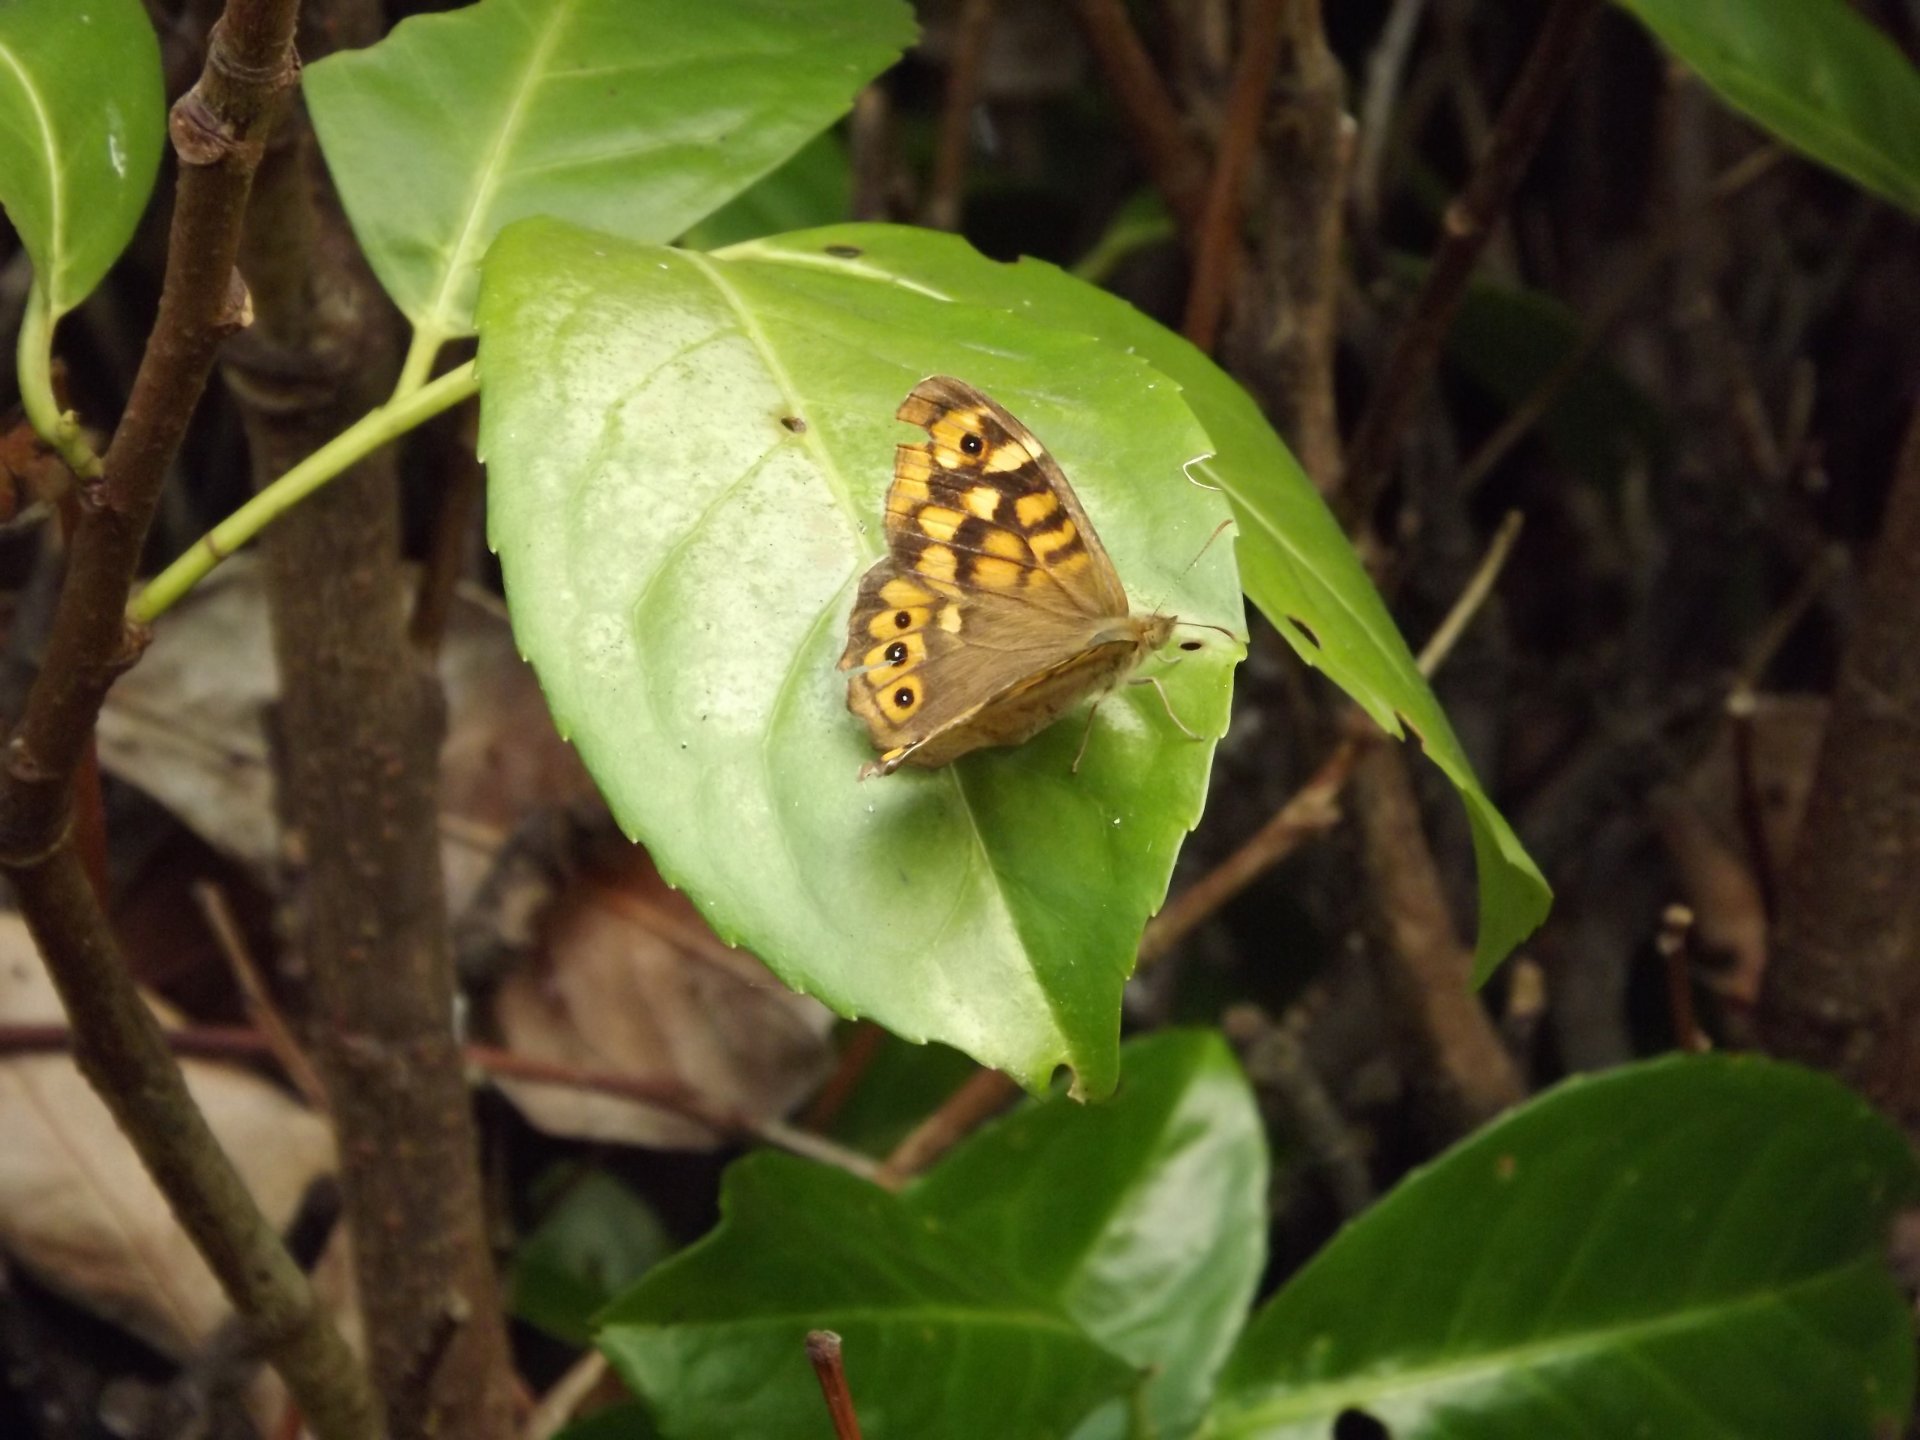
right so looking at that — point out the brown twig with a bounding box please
[1069,0,1210,236]
[799,1021,887,1132]
[806,1331,865,1440]
[10,852,381,1440]
[1140,736,1361,965]
[1339,0,1604,524]
[875,1068,1019,1189]
[191,881,329,1109]
[0,5,380,1436]
[1141,508,1523,964]
[1181,0,1283,351]
[923,0,997,232]
[1656,903,1706,1052]
[1352,0,1433,240]
[0,1022,881,1181]
[1223,1005,1374,1214]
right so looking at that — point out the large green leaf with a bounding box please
[909,1030,1267,1440]
[1207,1055,1919,1439]
[476,218,1243,1096]
[721,225,1550,982]
[0,0,163,316]
[597,1153,1135,1439]
[305,0,914,343]
[1614,0,1920,215]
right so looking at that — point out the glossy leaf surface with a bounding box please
[1616,0,1920,215]
[723,225,1551,981]
[477,219,1242,1095]
[598,1153,1134,1439]
[1209,1055,1919,1439]
[909,1030,1267,1440]
[0,0,163,314]
[305,0,914,339]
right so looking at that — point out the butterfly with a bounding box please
[838,376,1202,779]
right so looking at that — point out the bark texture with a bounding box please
[1764,400,1920,1135]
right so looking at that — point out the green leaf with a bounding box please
[511,1170,674,1344]
[598,1153,1135,1440]
[0,0,164,316]
[724,224,1550,983]
[908,1030,1267,1440]
[681,132,851,252]
[476,218,1242,1096]
[1208,1055,1920,1439]
[305,0,915,343]
[1614,0,1920,215]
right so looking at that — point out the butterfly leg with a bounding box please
[1070,698,1106,774]
[1129,675,1203,741]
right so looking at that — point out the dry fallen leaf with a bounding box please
[100,557,597,913]
[0,912,335,1362]
[489,847,833,1150]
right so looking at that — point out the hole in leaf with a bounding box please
[825,244,863,258]
[1333,1409,1390,1440]
[1287,616,1322,649]
[1179,640,1203,651]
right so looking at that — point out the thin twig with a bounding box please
[875,1068,1019,1189]
[1457,147,1783,494]
[522,1351,607,1440]
[1140,736,1361,965]
[924,0,998,232]
[191,881,329,1109]
[0,4,381,1434]
[1656,903,1706,1052]
[1352,0,1434,239]
[1069,0,1210,236]
[1141,508,1524,963]
[807,1331,865,1440]
[1181,0,1284,351]
[1413,509,1521,677]
[849,85,894,223]
[11,852,382,1440]
[1340,0,1604,525]
[0,1021,881,1182]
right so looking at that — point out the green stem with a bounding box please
[16,279,103,480]
[129,360,478,625]
[392,323,448,400]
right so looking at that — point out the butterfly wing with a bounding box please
[887,376,1131,619]
[838,378,1146,775]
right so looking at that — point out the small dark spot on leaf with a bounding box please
[1334,1409,1390,1440]
[1288,616,1322,649]
[825,244,863,258]
[780,415,807,434]
[1180,640,1203,651]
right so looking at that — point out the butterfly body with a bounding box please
[838,377,1180,778]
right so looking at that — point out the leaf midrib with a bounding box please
[1213,1258,1881,1429]
[679,248,1077,1071]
